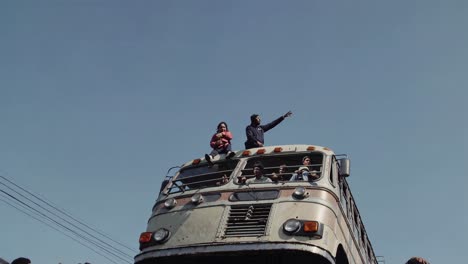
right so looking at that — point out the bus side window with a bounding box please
[330,158,337,187]
[349,200,354,227]
[353,206,361,240]
[341,184,348,215]
[361,226,366,249]
[367,245,373,262]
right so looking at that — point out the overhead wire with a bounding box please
[0,175,136,264]
[0,182,132,261]
[0,188,132,264]
[0,194,122,264]
[0,175,137,253]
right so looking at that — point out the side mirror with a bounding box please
[339,158,350,177]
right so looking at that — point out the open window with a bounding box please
[238,153,324,183]
[168,160,239,193]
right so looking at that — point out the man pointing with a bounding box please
[244,111,292,149]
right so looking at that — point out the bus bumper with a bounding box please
[135,242,334,264]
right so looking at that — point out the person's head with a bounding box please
[250,114,261,125]
[406,257,429,264]
[217,121,228,132]
[11,257,31,264]
[253,162,264,178]
[302,156,311,165]
[278,164,287,174]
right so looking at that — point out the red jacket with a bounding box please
[210,131,233,150]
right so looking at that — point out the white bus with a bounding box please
[135,144,377,264]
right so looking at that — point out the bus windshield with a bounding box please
[168,160,239,193]
[239,152,324,183]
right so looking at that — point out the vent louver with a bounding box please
[224,204,272,237]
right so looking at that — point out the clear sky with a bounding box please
[1,1,467,263]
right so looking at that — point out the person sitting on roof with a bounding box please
[205,121,234,165]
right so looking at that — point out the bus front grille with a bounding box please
[224,204,272,237]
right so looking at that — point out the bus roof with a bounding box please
[181,144,335,168]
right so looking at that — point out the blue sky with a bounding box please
[1,1,467,263]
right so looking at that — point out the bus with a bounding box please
[135,144,378,264]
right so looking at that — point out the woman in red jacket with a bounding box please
[205,121,234,165]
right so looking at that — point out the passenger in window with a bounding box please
[295,156,320,181]
[271,164,287,182]
[308,170,320,181]
[205,121,234,165]
[289,166,310,181]
[244,111,292,149]
[302,156,311,166]
[244,162,272,184]
[216,174,229,186]
[236,176,246,184]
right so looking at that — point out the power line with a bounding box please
[0,188,132,264]
[0,175,137,253]
[0,194,123,264]
[0,175,137,264]
[0,183,132,262]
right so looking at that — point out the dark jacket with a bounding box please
[244,116,285,149]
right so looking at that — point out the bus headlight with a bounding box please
[191,193,204,204]
[283,219,324,238]
[283,219,301,234]
[164,198,177,209]
[139,228,171,250]
[293,187,308,199]
[153,228,170,242]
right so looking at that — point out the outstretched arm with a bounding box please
[283,111,292,118]
[262,111,293,132]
